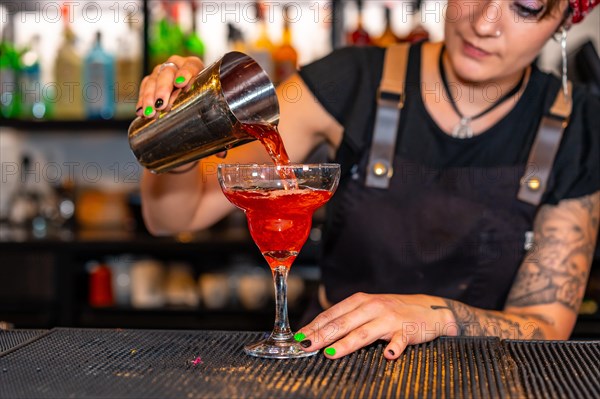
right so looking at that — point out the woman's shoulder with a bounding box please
[297,46,386,127]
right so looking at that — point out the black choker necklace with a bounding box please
[438,45,527,139]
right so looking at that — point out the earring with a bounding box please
[560,27,569,99]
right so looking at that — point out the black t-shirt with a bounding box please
[298,43,600,204]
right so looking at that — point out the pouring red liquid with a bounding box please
[240,122,291,166]
[238,122,298,184]
[225,123,332,269]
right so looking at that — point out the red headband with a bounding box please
[569,0,600,23]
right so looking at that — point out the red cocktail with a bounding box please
[224,188,332,268]
[218,164,340,358]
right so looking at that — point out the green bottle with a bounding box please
[0,39,21,119]
[184,1,205,59]
[149,2,185,70]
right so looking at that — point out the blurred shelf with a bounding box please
[1,225,248,247]
[0,234,255,253]
[0,118,133,132]
[77,306,306,331]
[0,225,324,263]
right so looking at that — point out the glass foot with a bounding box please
[244,337,319,359]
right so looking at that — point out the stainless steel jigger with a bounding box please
[128,52,280,173]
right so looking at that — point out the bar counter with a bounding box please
[1,328,598,398]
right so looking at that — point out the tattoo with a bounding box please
[506,193,600,313]
[432,300,551,340]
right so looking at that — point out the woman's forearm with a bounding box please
[432,299,559,340]
[140,167,204,235]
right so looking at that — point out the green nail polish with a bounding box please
[144,106,154,116]
[325,347,336,356]
[175,76,186,84]
[294,332,306,342]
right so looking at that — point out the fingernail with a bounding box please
[175,76,186,85]
[294,332,306,342]
[136,106,142,114]
[388,349,395,356]
[155,98,164,109]
[144,106,154,116]
[324,347,336,356]
[300,340,312,348]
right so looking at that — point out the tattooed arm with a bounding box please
[437,191,600,340]
[431,301,553,339]
[502,191,600,338]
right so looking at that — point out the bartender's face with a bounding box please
[444,0,569,83]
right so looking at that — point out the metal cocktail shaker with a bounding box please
[128,52,279,173]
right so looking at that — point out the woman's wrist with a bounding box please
[428,297,460,337]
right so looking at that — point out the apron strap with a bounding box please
[518,81,573,206]
[365,43,410,189]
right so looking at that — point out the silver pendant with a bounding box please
[452,117,474,139]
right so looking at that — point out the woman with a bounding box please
[136,0,600,359]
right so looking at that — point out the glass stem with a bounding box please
[270,265,292,341]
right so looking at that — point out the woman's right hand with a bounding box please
[135,55,204,118]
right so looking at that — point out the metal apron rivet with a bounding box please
[526,177,541,191]
[373,162,388,177]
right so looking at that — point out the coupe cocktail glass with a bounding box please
[217,163,340,359]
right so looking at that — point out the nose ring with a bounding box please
[494,30,501,37]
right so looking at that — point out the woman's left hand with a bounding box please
[295,293,457,359]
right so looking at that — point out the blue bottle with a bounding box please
[84,32,115,119]
[20,35,46,119]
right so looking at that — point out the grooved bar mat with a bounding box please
[504,340,600,399]
[0,330,48,354]
[0,329,597,398]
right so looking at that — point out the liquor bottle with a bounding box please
[149,1,185,71]
[348,0,371,46]
[0,23,21,119]
[54,5,84,120]
[165,2,185,55]
[227,23,247,53]
[19,35,45,119]
[8,155,40,227]
[148,4,170,70]
[84,32,115,120]
[375,7,398,47]
[402,25,429,44]
[88,261,115,308]
[54,177,76,232]
[248,1,274,78]
[115,13,142,119]
[184,0,205,60]
[272,5,298,86]
[399,1,430,44]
